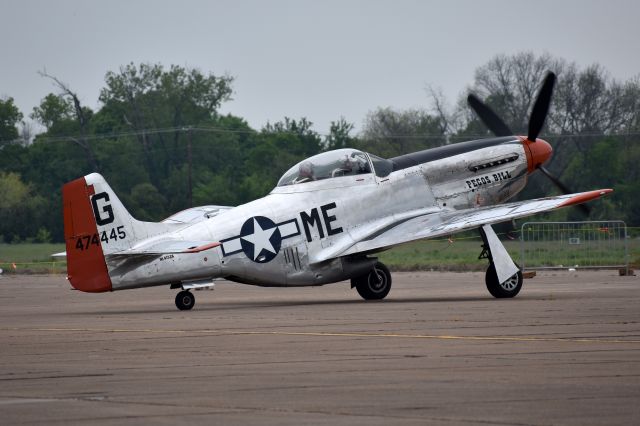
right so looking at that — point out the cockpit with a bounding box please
[277,148,393,186]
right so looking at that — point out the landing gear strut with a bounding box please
[479,225,523,298]
[175,290,195,310]
[352,261,392,300]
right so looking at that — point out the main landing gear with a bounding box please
[479,225,523,298]
[485,263,523,298]
[175,290,195,310]
[352,261,392,300]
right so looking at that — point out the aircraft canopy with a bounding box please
[277,149,373,186]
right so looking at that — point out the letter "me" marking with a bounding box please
[321,202,343,236]
[300,202,343,243]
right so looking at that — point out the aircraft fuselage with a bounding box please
[107,136,531,290]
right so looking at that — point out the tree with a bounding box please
[0,97,23,147]
[98,63,234,185]
[461,52,564,137]
[17,121,34,146]
[225,117,326,197]
[127,182,167,221]
[458,53,639,196]
[31,93,74,131]
[1,55,638,245]
[549,64,640,173]
[0,172,46,242]
[359,107,446,158]
[324,117,356,151]
[562,136,640,224]
[37,71,99,171]
[426,85,462,139]
[261,117,322,158]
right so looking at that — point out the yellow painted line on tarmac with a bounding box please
[232,330,640,344]
[2,326,640,344]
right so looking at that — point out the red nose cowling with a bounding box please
[520,136,552,173]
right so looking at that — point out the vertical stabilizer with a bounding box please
[63,173,184,292]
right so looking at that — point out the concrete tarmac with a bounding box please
[0,271,639,425]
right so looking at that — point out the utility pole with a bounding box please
[187,127,193,207]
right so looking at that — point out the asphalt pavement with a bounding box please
[0,270,638,425]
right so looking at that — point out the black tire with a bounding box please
[353,262,392,300]
[485,263,523,298]
[175,290,195,310]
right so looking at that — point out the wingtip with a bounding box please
[558,189,613,208]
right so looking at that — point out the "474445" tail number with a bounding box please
[75,226,126,251]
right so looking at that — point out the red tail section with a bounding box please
[63,177,112,292]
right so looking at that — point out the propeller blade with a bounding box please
[528,72,556,141]
[538,165,571,193]
[467,94,513,137]
[538,165,590,215]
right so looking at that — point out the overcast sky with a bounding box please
[1,0,639,135]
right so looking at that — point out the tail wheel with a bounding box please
[353,262,392,300]
[485,263,523,298]
[175,290,195,310]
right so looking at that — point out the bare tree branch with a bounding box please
[39,69,99,171]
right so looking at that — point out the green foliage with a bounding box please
[378,238,521,271]
[0,56,639,245]
[128,182,167,221]
[0,173,47,242]
[256,117,323,189]
[34,227,52,243]
[31,93,74,130]
[0,97,23,145]
[193,172,238,206]
[325,118,355,151]
[562,136,640,224]
[96,63,235,186]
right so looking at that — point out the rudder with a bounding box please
[63,175,113,292]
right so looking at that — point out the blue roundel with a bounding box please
[239,216,282,263]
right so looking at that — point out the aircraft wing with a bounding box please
[311,189,612,263]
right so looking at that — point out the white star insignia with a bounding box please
[241,218,276,260]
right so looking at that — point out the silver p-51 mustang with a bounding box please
[62,72,611,310]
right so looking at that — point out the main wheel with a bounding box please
[353,262,392,300]
[175,290,195,310]
[485,263,523,298]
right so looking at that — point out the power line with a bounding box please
[13,125,256,145]
[2,125,639,147]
